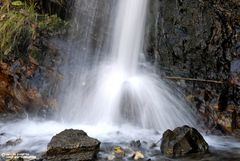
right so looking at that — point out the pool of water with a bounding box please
[0,119,239,160]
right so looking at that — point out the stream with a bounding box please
[0,119,240,161]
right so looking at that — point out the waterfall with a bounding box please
[59,0,196,131]
[111,0,147,74]
[2,1,240,157]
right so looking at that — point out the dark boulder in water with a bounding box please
[46,129,100,161]
[160,125,208,158]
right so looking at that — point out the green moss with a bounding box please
[0,0,67,60]
[37,14,68,35]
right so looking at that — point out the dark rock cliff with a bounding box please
[147,0,240,134]
[148,0,239,79]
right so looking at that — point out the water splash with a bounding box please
[0,1,239,158]
[59,0,196,130]
[1,119,240,160]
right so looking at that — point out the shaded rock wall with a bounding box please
[0,40,61,117]
[148,0,240,133]
[149,0,240,79]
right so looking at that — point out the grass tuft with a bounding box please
[0,0,67,60]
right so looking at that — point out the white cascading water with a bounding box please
[0,0,240,157]
[59,0,195,130]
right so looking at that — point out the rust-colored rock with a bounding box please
[0,55,60,114]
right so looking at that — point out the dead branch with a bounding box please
[164,76,223,84]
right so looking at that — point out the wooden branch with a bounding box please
[164,76,223,84]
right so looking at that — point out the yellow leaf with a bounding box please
[133,151,144,160]
[0,14,6,21]
[114,146,124,154]
[11,1,24,6]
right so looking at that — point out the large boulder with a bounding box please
[161,125,208,158]
[46,129,100,161]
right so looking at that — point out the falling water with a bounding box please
[1,0,240,158]
[59,0,196,130]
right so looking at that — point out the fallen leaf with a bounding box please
[11,1,24,6]
[132,151,144,160]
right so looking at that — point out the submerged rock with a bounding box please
[130,140,142,149]
[5,138,22,147]
[46,129,100,161]
[160,125,208,158]
[0,138,22,148]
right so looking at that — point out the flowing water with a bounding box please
[0,0,240,160]
[59,0,195,130]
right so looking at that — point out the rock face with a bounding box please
[148,0,240,80]
[46,129,100,161]
[146,0,240,133]
[161,125,208,158]
[0,1,67,116]
[0,42,61,116]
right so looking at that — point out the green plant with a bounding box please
[0,0,67,60]
[0,2,35,58]
[11,0,24,6]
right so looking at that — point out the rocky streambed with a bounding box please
[0,119,240,161]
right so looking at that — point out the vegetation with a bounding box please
[0,0,68,60]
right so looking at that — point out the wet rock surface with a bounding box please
[161,126,208,158]
[46,129,100,161]
[97,136,240,161]
[146,0,240,134]
[0,125,239,161]
[98,141,153,161]
[0,39,61,117]
[150,0,240,79]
